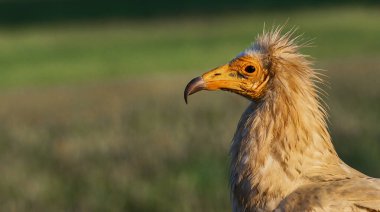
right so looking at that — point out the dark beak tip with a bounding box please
[184,77,205,104]
[184,93,188,104]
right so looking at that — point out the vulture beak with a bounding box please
[184,77,205,104]
[184,64,239,104]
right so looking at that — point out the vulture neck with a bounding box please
[230,69,348,210]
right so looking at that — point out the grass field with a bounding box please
[1,7,380,88]
[0,7,379,211]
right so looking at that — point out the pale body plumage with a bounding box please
[184,28,380,212]
[230,30,380,211]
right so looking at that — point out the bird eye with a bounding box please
[244,65,256,73]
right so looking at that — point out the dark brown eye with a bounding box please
[244,65,256,73]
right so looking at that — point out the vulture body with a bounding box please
[184,28,380,211]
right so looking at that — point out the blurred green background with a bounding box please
[0,1,379,211]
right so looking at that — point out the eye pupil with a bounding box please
[245,65,256,73]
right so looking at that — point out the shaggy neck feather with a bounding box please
[230,60,344,211]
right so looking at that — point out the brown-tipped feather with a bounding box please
[226,28,380,211]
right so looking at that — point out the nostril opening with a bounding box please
[214,73,221,76]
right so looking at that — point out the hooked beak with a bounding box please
[184,77,205,104]
[184,64,241,104]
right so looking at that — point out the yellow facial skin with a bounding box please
[184,55,270,103]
